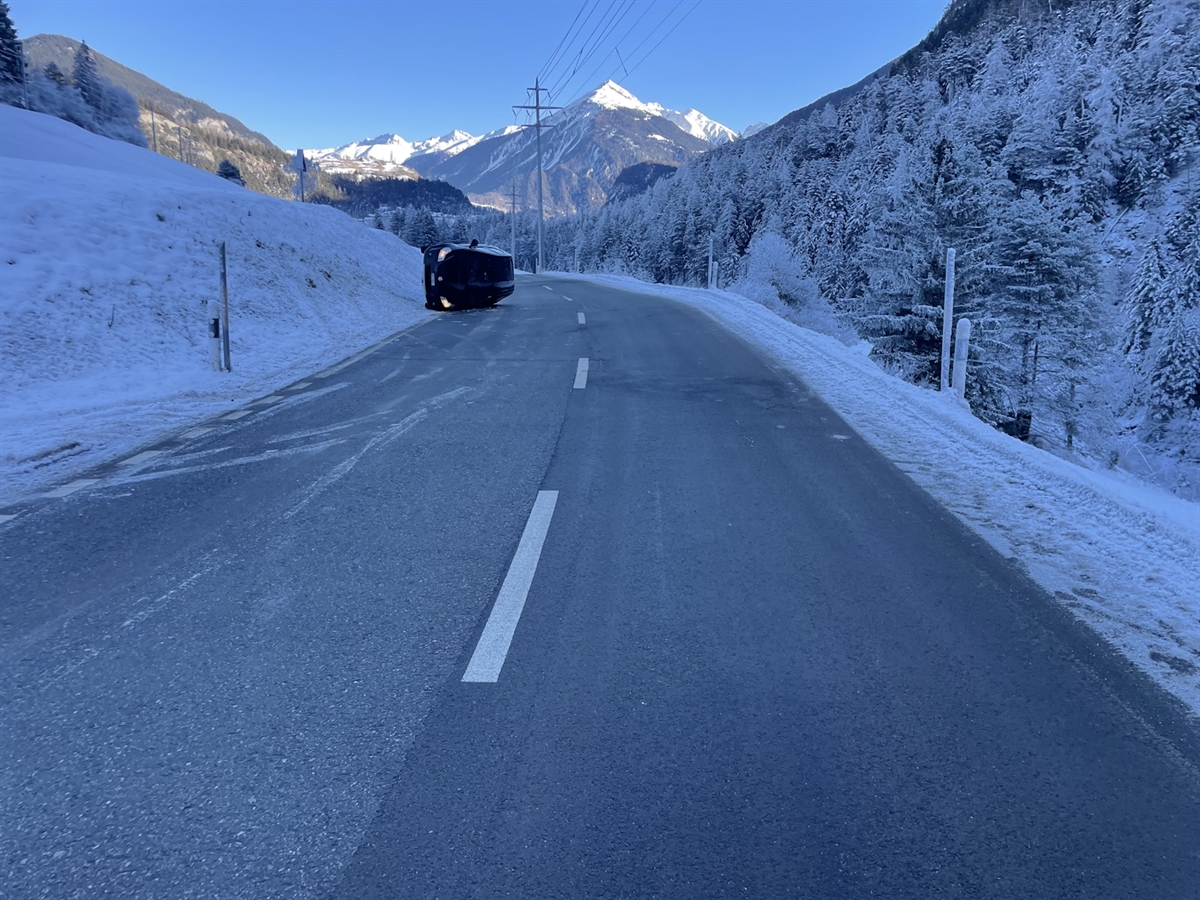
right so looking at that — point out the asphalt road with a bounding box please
[2,275,1198,900]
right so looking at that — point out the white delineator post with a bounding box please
[941,247,956,392]
[208,296,222,371]
[220,242,232,372]
[952,318,972,399]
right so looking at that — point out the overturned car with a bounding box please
[422,241,516,311]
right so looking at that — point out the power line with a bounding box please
[541,1,609,93]
[537,0,589,85]
[557,0,662,103]
[604,0,701,85]
[552,0,700,113]
[551,0,635,98]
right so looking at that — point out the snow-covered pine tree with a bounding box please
[71,41,100,110]
[405,208,440,249]
[0,1,22,87]
[1124,238,1169,361]
[1145,192,1200,428]
[43,61,65,86]
[216,159,245,186]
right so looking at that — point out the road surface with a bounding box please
[2,275,1197,899]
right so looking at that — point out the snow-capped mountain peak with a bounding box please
[562,80,736,146]
[306,129,484,177]
[650,106,737,146]
[575,80,650,113]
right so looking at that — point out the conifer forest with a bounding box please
[455,0,1200,498]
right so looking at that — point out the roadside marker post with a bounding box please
[941,247,956,392]
[207,296,222,371]
[952,318,972,399]
[220,242,232,372]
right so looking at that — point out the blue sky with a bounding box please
[10,1,948,150]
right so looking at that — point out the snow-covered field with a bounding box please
[580,273,1200,719]
[0,105,429,502]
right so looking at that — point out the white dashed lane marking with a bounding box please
[574,358,589,389]
[0,513,19,525]
[253,395,284,406]
[43,479,99,498]
[287,382,311,391]
[542,285,554,291]
[577,312,586,325]
[119,450,165,466]
[180,427,214,439]
[562,295,574,301]
[463,490,559,683]
[223,410,254,421]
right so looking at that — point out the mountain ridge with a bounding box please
[307,81,738,214]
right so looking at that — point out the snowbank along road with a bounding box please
[2,276,1198,900]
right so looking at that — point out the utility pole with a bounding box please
[708,235,714,289]
[19,44,28,110]
[296,149,307,202]
[177,124,184,162]
[513,77,560,274]
[510,182,517,259]
[150,108,158,153]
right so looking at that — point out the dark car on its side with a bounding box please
[422,241,515,311]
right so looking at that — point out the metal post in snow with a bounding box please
[208,296,222,371]
[220,242,231,372]
[296,149,306,202]
[712,260,719,290]
[150,108,158,153]
[941,247,956,392]
[952,318,972,399]
[708,236,714,289]
[510,182,517,259]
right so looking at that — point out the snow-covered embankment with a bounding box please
[583,273,1200,719]
[0,105,429,502]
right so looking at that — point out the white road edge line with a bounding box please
[577,312,586,325]
[574,357,589,389]
[463,490,559,683]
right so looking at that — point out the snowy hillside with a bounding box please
[0,105,428,502]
